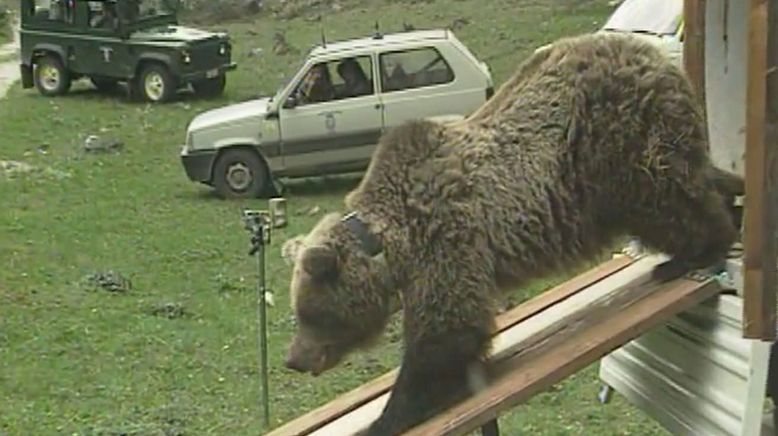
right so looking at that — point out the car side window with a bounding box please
[291,55,375,107]
[88,1,119,30]
[31,0,75,24]
[379,46,455,93]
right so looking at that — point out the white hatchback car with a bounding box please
[180,28,494,198]
[533,0,684,68]
[599,0,684,67]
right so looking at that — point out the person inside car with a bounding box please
[337,58,372,98]
[295,63,335,104]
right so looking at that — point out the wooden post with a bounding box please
[743,0,778,340]
[683,0,706,105]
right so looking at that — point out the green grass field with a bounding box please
[0,0,670,434]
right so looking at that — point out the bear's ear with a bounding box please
[282,234,307,266]
[300,245,339,281]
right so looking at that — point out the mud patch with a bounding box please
[81,270,133,294]
[214,273,250,295]
[148,302,189,320]
[84,135,124,154]
[0,160,72,181]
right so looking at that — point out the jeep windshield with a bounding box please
[601,0,682,36]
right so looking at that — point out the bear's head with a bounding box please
[283,212,394,376]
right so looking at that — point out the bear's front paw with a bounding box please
[351,427,380,436]
[355,417,396,436]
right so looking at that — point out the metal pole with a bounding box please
[244,209,272,429]
[255,224,271,427]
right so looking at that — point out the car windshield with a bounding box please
[269,54,311,103]
[602,0,682,35]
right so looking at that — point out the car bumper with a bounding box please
[181,62,237,83]
[180,147,217,182]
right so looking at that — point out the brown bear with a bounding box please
[282,32,744,436]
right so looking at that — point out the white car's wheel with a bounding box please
[212,148,271,199]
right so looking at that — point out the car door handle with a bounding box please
[318,110,342,116]
[374,103,383,109]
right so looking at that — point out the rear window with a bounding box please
[379,46,455,93]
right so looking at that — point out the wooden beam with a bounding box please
[300,255,720,435]
[683,0,707,106]
[266,255,635,436]
[404,270,722,435]
[743,0,778,340]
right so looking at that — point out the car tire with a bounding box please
[33,55,71,97]
[212,148,272,199]
[91,77,120,93]
[137,63,176,103]
[192,74,226,99]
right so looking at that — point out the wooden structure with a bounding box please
[742,0,778,340]
[266,257,636,436]
[595,1,778,434]
[267,0,778,434]
[687,0,778,338]
[267,254,724,435]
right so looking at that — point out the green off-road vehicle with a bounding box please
[18,0,237,103]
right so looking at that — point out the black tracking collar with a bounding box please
[341,211,384,256]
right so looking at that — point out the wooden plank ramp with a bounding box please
[267,254,723,436]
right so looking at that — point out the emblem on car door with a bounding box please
[320,111,341,133]
[325,113,335,132]
[99,47,113,63]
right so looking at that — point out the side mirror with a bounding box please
[283,95,298,109]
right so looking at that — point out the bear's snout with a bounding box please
[284,354,307,373]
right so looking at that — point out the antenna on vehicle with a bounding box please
[373,20,383,39]
[319,2,327,48]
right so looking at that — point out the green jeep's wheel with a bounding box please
[212,148,272,199]
[34,55,71,97]
[192,74,226,99]
[137,63,176,103]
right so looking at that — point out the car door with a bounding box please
[377,44,477,128]
[73,1,132,79]
[279,54,384,174]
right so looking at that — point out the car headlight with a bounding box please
[186,131,194,149]
[182,50,192,64]
[219,44,227,56]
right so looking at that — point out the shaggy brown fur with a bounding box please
[283,32,744,436]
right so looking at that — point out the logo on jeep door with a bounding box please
[99,47,113,62]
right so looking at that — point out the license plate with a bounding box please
[206,68,219,78]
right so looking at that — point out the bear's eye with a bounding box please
[297,305,351,333]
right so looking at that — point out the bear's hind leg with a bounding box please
[629,187,739,283]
